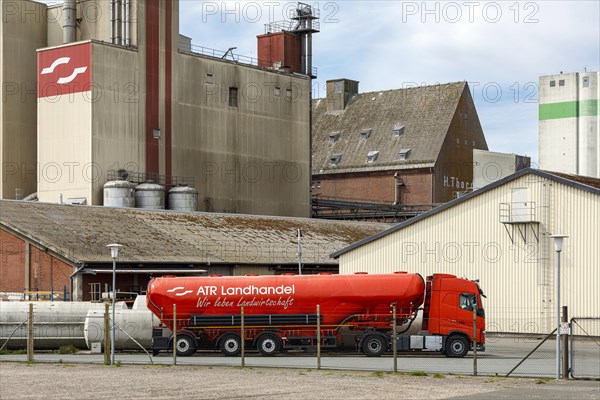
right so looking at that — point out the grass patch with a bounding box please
[115,361,122,367]
[433,373,445,379]
[0,348,27,355]
[372,371,385,378]
[57,345,79,354]
[536,379,550,384]
[410,371,428,377]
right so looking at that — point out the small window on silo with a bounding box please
[229,87,238,107]
[206,74,214,84]
[274,87,281,97]
[153,128,161,140]
[334,81,344,93]
[550,80,556,87]
[583,77,590,88]
[286,88,292,98]
[559,79,565,86]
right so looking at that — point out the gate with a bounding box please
[570,317,600,379]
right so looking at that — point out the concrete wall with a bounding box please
[539,71,599,178]
[473,149,531,190]
[0,0,47,200]
[174,52,311,216]
[338,173,600,334]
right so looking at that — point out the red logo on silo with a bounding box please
[38,43,92,98]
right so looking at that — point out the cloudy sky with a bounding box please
[179,0,599,165]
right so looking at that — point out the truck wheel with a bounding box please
[445,335,469,358]
[257,334,281,356]
[220,334,241,356]
[175,335,196,357]
[362,334,387,357]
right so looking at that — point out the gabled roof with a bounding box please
[0,201,389,265]
[331,169,600,258]
[312,82,468,174]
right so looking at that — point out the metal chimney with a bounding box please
[63,0,77,44]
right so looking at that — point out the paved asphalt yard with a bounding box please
[1,362,598,400]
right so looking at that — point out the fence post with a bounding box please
[473,303,477,376]
[172,304,177,366]
[562,306,569,379]
[27,303,34,363]
[316,305,321,370]
[240,305,245,367]
[392,303,397,373]
[104,303,110,365]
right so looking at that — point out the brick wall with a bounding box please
[0,228,73,296]
[313,169,433,205]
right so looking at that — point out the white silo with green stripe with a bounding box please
[539,71,599,178]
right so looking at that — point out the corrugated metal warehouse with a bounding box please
[0,200,388,301]
[332,169,600,335]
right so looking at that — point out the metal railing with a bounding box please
[499,201,538,223]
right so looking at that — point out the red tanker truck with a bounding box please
[147,272,485,358]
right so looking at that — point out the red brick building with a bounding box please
[312,80,488,208]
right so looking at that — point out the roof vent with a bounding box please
[330,154,342,166]
[393,125,405,137]
[366,151,379,163]
[329,132,340,143]
[399,148,412,160]
[360,128,372,140]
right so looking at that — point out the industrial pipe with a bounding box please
[63,0,77,44]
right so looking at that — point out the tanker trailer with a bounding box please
[147,273,485,358]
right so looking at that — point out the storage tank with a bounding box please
[168,184,198,212]
[83,297,159,350]
[103,180,136,208]
[147,273,426,326]
[0,301,127,350]
[135,182,165,209]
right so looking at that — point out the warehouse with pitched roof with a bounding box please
[312,80,488,207]
[331,169,600,335]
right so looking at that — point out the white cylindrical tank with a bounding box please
[103,180,136,208]
[135,182,165,209]
[168,185,198,212]
[84,309,158,350]
[0,301,127,350]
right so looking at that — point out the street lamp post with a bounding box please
[106,243,122,365]
[549,234,568,380]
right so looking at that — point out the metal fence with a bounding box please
[1,303,598,380]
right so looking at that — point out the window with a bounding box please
[392,125,405,137]
[550,80,556,87]
[274,87,281,97]
[456,137,460,144]
[459,294,476,311]
[153,128,161,140]
[399,148,411,160]
[206,74,214,84]
[286,88,292,98]
[311,181,321,190]
[330,154,342,166]
[329,132,340,143]
[583,77,590,88]
[334,81,344,93]
[464,111,468,120]
[366,150,379,163]
[559,79,565,87]
[360,128,372,140]
[464,139,468,145]
[472,140,476,146]
[229,87,238,107]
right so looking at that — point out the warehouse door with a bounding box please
[511,188,529,222]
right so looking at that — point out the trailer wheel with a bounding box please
[362,334,387,357]
[445,335,469,358]
[220,334,242,356]
[257,334,281,356]
[175,335,196,357]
